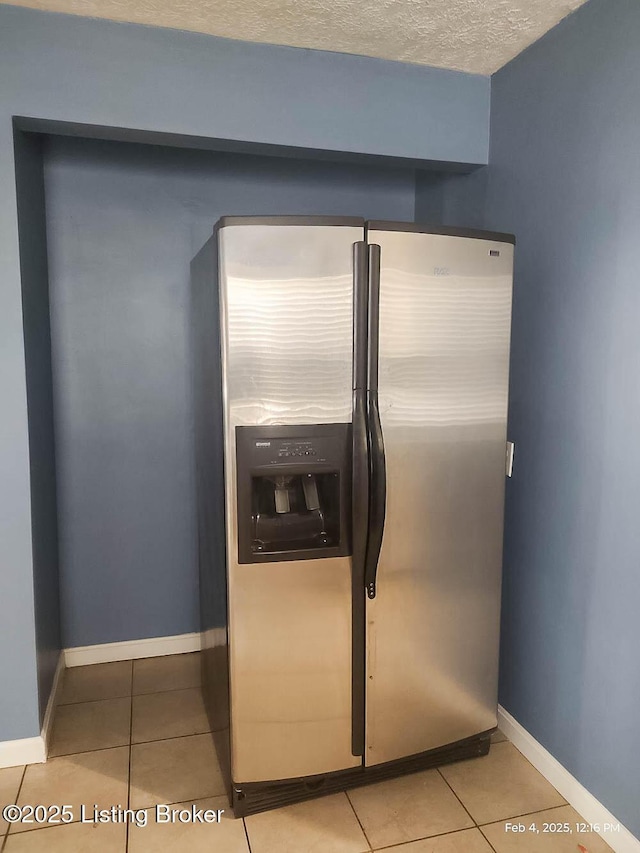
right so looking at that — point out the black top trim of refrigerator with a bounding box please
[215,215,365,232]
[366,220,516,245]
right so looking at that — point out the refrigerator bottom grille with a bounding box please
[231,730,492,817]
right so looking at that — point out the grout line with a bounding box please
[344,790,374,851]
[131,684,203,698]
[477,823,501,853]
[56,694,132,708]
[242,816,253,852]
[478,828,500,853]
[58,683,203,708]
[2,765,28,850]
[14,764,28,805]
[478,802,570,826]
[371,825,494,851]
[50,728,215,760]
[48,742,131,760]
[437,767,478,827]
[344,791,372,850]
[129,728,215,747]
[125,659,133,853]
[435,767,501,853]
[477,804,580,853]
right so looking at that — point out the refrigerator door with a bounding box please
[364,226,513,766]
[219,219,364,783]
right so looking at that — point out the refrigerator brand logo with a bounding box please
[433,267,450,276]
[255,441,271,447]
[489,249,501,257]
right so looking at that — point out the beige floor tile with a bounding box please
[4,821,125,852]
[481,805,615,852]
[133,653,201,695]
[245,793,368,853]
[378,827,495,852]
[491,728,508,744]
[14,747,129,835]
[440,742,565,825]
[128,795,249,853]
[129,733,225,808]
[59,662,132,705]
[1,765,25,836]
[49,697,131,756]
[132,687,210,743]
[348,769,473,849]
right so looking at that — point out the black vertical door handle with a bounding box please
[350,241,368,756]
[364,244,386,599]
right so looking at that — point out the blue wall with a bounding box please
[0,4,489,741]
[44,136,416,648]
[487,0,640,837]
[414,168,487,230]
[14,132,62,725]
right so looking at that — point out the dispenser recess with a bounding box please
[235,423,351,563]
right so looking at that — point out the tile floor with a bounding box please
[0,653,615,853]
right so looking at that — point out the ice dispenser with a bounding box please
[235,424,351,563]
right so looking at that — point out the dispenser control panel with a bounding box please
[251,436,333,466]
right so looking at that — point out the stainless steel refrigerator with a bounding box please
[191,216,514,816]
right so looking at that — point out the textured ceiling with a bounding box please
[4,0,588,74]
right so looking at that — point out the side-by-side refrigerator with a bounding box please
[191,216,514,816]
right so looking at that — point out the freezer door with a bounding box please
[365,227,513,766]
[218,220,364,782]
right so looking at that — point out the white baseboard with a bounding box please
[41,652,65,754]
[498,706,640,853]
[64,631,201,667]
[0,736,45,769]
[0,653,66,769]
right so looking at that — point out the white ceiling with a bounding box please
[4,0,588,74]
